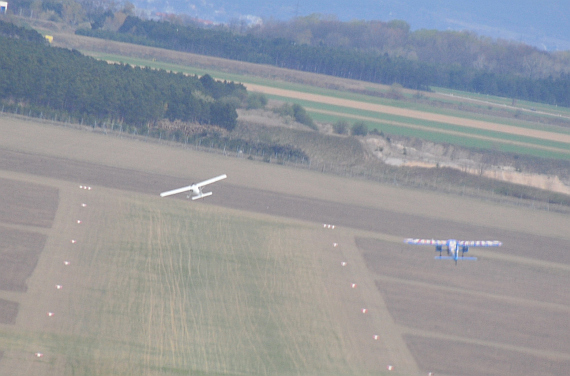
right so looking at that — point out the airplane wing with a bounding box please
[195,174,227,188]
[160,174,227,198]
[404,238,447,246]
[160,184,194,197]
[458,240,502,247]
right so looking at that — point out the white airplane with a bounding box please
[404,238,502,264]
[160,174,227,200]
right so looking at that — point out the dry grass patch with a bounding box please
[234,121,366,166]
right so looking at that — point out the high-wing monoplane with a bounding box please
[160,174,227,200]
[404,238,502,264]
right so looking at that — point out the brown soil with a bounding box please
[0,177,59,228]
[0,299,19,325]
[0,225,47,292]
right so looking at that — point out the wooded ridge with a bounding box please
[77,16,570,107]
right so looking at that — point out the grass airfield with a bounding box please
[0,116,569,375]
[0,177,383,375]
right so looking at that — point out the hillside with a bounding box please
[74,15,570,107]
[125,0,570,51]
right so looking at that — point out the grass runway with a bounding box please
[1,181,381,375]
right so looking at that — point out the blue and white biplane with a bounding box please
[404,238,502,264]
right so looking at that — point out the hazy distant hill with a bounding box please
[131,0,570,51]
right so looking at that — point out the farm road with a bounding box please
[0,148,567,268]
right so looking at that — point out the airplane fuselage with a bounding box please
[436,239,470,263]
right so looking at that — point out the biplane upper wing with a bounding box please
[404,238,447,246]
[458,240,502,247]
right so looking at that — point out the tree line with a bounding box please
[77,16,432,90]
[76,16,570,107]
[253,16,570,81]
[0,21,245,130]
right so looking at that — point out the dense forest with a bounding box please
[0,20,245,130]
[76,16,570,107]
[253,16,570,80]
